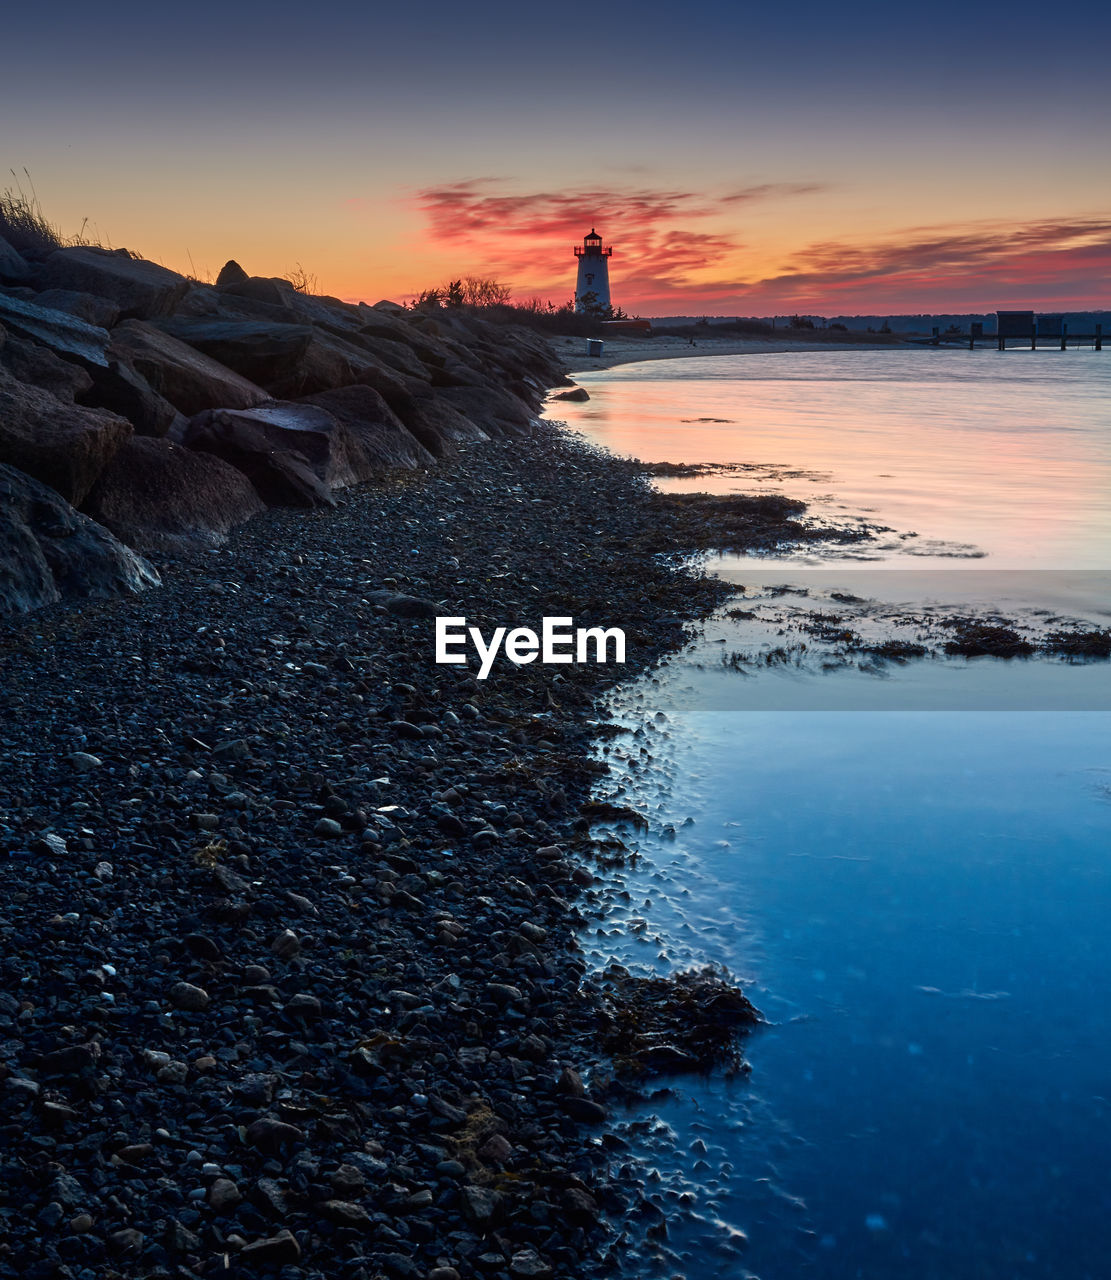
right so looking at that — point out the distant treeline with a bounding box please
[657,312,1111,336]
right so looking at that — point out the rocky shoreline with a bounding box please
[0,237,870,1280]
[0,413,867,1279]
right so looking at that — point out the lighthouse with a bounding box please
[574,228,612,315]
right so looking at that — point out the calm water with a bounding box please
[546,350,1111,1279]
[560,348,1111,569]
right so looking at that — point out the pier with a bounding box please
[920,313,1102,350]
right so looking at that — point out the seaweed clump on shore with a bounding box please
[942,619,1036,657]
[1043,627,1111,659]
[628,490,880,555]
[595,965,762,1077]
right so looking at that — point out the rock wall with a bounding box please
[0,241,567,616]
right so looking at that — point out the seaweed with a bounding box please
[596,965,762,1076]
[1042,628,1111,659]
[942,620,1035,658]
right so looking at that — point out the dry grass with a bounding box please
[1,170,110,260]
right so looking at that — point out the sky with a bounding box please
[4,0,1110,315]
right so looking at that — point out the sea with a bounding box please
[546,348,1111,1280]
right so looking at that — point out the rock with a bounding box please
[387,721,425,741]
[556,1066,585,1097]
[215,259,250,288]
[116,1142,155,1163]
[219,275,297,308]
[394,391,488,458]
[478,1133,513,1164]
[366,591,440,618]
[168,981,209,1011]
[39,1044,97,1077]
[313,817,343,837]
[68,751,102,772]
[158,315,420,402]
[81,436,265,554]
[245,1115,304,1152]
[0,328,94,402]
[485,982,523,1005]
[271,929,301,959]
[320,1199,370,1226]
[0,365,132,504]
[32,833,67,856]
[0,464,159,616]
[559,1096,607,1125]
[156,1059,189,1084]
[239,1229,301,1266]
[108,319,269,418]
[0,233,32,282]
[41,247,190,320]
[552,386,589,402]
[329,1164,365,1195]
[108,1227,144,1256]
[301,385,434,471]
[156,317,316,387]
[439,384,535,435]
[461,1185,502,1226]
[284,993,322,1020]
[208,1178,242,1211]
[184,407,336,508]
[166,1219,202,1253]
[509,1250,553,1279]
[32,288,121,329]
[82,357,184,437]
[0,291,110,368]
[184,933,222,960]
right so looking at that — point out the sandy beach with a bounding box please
[555,332,903,374]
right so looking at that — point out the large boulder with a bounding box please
[0,292,110,368]
[0,366,132,504]
[156,318,315,388]
[0,463,159,616]
[186,399,404,490]
[82,436,265,554]
[300,386,434,470]
[40,247,190,320]
[107,319,269,418]
[439,383,535,436]
[393,391,488,457]
[214,260,249,288]
[157,317,419,402]
[184,407,336,508]
[31,288,121,329]
[0,325,93,402]
[332,330,432,382]
[217,275,297,308]
[83,359,185,438]
[0,234,33,283]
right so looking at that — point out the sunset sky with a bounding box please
[5,0,1110,315]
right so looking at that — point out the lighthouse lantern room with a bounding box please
[574,228,612,314]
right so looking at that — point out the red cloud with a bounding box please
[411,179,821,301]
[410,181,1111,313]
[746,217,1111,311]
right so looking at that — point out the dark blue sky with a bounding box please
[4,1,1109,310]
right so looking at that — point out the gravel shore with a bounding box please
[0,422,846,1280]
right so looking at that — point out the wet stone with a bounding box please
[168,981,209,1011]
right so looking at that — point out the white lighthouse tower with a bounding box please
[574,228,612,315]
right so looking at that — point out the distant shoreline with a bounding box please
[558,333,906,373]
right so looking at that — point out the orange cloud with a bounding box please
[411,181,1111,313]
[412,179,821,302]
[745,216,1111,310]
